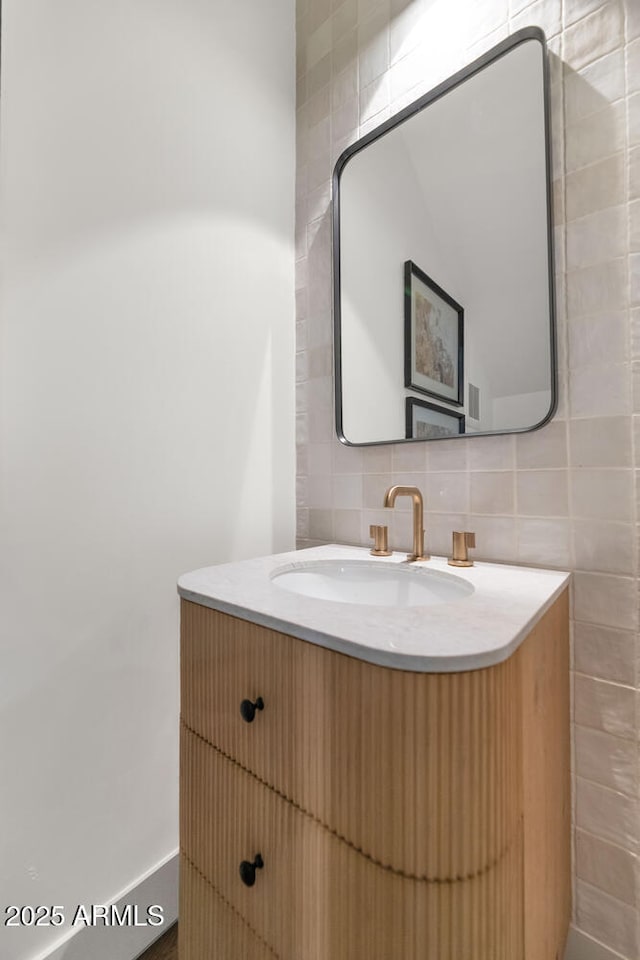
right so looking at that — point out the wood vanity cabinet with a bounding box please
[179,589,570,960]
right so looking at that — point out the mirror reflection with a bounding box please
[333,28,556,445]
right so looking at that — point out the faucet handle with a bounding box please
[369,524,392,557]
[448,531,476,567]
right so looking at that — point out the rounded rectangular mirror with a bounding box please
[333,27,556,445]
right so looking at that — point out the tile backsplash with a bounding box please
[296,0,640,955]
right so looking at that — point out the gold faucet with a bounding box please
[383,485,429,561]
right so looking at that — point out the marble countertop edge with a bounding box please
[177,544,570,674]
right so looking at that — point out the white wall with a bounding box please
[341,135,438,440]
[0,2,295,959]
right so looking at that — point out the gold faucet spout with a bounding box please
[383,485,429,561]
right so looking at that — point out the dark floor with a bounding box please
[137,923,178,960]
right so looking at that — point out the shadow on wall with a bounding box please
[2,0,292,263]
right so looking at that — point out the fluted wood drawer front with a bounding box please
[181,599,301,802]
[180,854,277,960]
[180,723,524,960]
[181,599,522,879]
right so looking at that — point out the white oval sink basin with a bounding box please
[270,559,474,607]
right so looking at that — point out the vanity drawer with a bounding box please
[179,855,276,960]
[180,724,524,960]
[181,599,304,801]
[181,599,522,880]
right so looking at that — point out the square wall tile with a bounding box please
[516,470,568,517]
[565,154,625,222]
[390,470,430,493]
[297,506,310,540]
[569,365,631,419]
[466,516,518,563]
[570,469,633,522]
[357,0,390,21]
[510,0,561,37]
[631,147,640,203]
[358,10,390,88]
[308,442,332,475]
[360,74,391,122]
[629,0,640,41]
[333,0,358,41]
[308,474,332,508]
[630,92,640,148]
[632,254,640,307]
[632,199,640,255]
[332,474,363,509]
[297,379,308,415]
[426,472,469,514]
[563,0,609,29]
[575,880,638,959]
[567,258,627,318]
[572,520,635,576]
[563,50,625,126]
[516,518,571,568]
[628,37,640,97]
[332,95,359,144]
[574,725,637,797]
[565,102,625,174]
[470,472,514,515]
[306,83,331,130]
[389,0,425,65]
[467,435,515,471]
[332,61,358,109]
[516,421,567,468]
[333,27,358,75]
[576,830,638,907]
[467,27,509,66]
[509,0,537,14]
[576,777,639,852]
[308,508,334,540]
[566,207,626,271]
[465,0,508,41]
[574,675,636,740]
[333,440,364,474]
[389,42,428,101]
[363,472,392,508]
[333,508,362,543]
[359,106,392,136]
[308,0,332,32]
[563,4,623,72]
[427,439,468,471]
[391,441,428,473]
[572,573,637,631]
[569,417,632,467]
[362,444,392,472]
[573,622,636,686]
[306,19,333,69]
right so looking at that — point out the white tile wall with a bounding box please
[296,0,640,954]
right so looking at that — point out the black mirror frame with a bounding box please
[332,26,557,446]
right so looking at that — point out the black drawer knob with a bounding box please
[239,853,264,887]
[240,696,264,723]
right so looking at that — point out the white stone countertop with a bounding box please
[177,544,570,673]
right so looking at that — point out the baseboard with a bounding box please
[565,926,626,960]
[33,851,178,960]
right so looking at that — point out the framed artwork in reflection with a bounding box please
[405,397,465,440]
[404,260,464,406]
